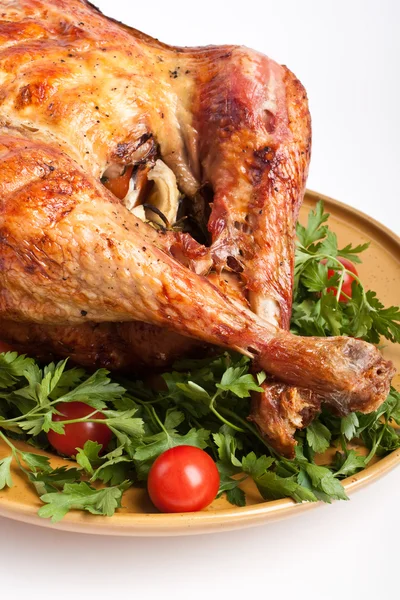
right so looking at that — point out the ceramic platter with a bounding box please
[0,190,399,535]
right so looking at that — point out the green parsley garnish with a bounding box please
[293,201,400,342]
[0,200,398,521]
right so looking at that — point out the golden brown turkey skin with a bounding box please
[0,1,394,433]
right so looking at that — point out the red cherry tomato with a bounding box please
[0,341,15,353]
[47,401,112,457]
[322,257,358,302]
[147,446,220,513]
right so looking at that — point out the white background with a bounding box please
[0,1,399,598]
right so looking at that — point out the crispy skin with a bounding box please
[0,1,394,449]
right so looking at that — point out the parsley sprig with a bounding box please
[293,201,400,342]
[0,200,398,521]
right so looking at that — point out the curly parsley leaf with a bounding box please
[55,369,126,410]
[333,451,366,478]
[306,421,332,453]
[49,367,86,400]
[319,293,343,336]
[0,455,13,490]
[20,452,52,473]
[216,367,263,398]
[38,481,128,523]
[92,462,131,486]
[301,261,331,293]
[76,440,103,475]
[134,428,209,463]
[341,413,359,441]
[337,242,370,264]
[17,417,46,436]
[175,381,210,403]
[301,464,348,502]
[256,471,318,503]
[366,292,400,343]
[13,360,68,409]
[226,486,246,507]
[296,200,329,247]
[319,229,338,257]
[216,462,245,501]
[103,409,144,440]
[213,426,242,467]
[241,451,274,478]
[29,467,82,496]
[0,352,35,389]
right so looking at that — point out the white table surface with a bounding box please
[0,1,398,598]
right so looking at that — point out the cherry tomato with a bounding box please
[147,445,220,513]
[322,257,358,302]
[47,401,112,457]
[0,341,14,353]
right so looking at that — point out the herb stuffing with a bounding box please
[0,201,399,522]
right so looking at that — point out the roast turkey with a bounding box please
[0,0,394,456]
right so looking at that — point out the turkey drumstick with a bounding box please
[0,134,393,413]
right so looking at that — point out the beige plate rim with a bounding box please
[0,190,399,536]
